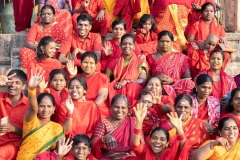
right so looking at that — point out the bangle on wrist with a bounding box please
[28,88,36,96]
[177,134,185,141]
[133,126,142,135]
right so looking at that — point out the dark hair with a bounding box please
[150,127,170,142]
[210,49,225,61]
[218,117,237,131]
[174,94,192,107]
[158,30,174,41]
[80,51,98,64]
[77,13,92,25]
[69,77,88,92]
[112,19,126,30]
[225,88,240,113]
[49,69,68,82]
[120,34,135,45]
[138,90,151,100]
[36,36,55,62]
[111,94,129,107]
[192,74,213,94]
[37,93,55,106]
[136,14,156,31]
[40,5,55,15]
[8,69,27,85]
[146,76,162,85]
[72,134,91,149]
[201,2,215,13]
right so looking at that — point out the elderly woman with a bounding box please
[106,34,148,107]
[19,5,65,70]
[191,117,240,159]
[91,94,136,159]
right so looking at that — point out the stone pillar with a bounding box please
[1,2,16,33]
[224,0,239,31]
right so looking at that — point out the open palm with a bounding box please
[66,60,77,77]
[133,103,148,122]
[66,98,74,114]
[167,112,182,129]
[28,68,45,88]
[0,68,16,86]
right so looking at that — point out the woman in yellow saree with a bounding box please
[191,117,240,159]
[16,68,74,160]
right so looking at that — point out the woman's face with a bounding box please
[145,77,162,94]
[120,37,135,56]
[231,91,240,112]
[219,119,239,143]
[174,99,192,122]
[202,5,215,21]
[81,57,96,75]
[38,96,55,119]
[41,42,56,58]
[112,24,126,40]
[196,81,213,99]
[41,8,55,24]
[210,52,223,70]
[150,130,169,155]
[110,98,128,121]
[50,74,66,91]
[142,20,152,31]
[158,35,173,52]
[68,79,86,100]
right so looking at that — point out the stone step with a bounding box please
[11,47,21,69]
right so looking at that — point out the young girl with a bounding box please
[38,69,69,122]
[26,36,62,84]
[101,19,141,72]
[135,14,158,56]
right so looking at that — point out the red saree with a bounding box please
[107,54,147,107]
[146,52,195,99]
[19,23,65,69]
[92,117,137,159]
[135,29,158,56]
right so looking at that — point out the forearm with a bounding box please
[37,3,44,14]
[63,118,72,135]
[28,88,39,112]
[132,120,143,146]
[132,78,146,85]
[95,94,107,107]
[72,6,85,14]
[25,42,37,50]
[190,142,212,160]
[59,54,69,64]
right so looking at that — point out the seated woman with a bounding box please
[16,68,73,160]
[67,52,109,119]
[57,77,101,138]
[101,19,141,72]
[26,36,62,84]
[19,5,65,70]
[191,117,240,159]
[161,94,212,156]
[91,94,137,159]
[36,0,73,35]
[135,14,158,56]
[146,30,195,99]
[106,34,148,107]
[131,103,187,159]
[191,74,220,126]
[196,50,236,105]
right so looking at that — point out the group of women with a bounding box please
[11,0,240,159]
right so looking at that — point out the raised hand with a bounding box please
[0,68,16,86]
[38,76,48,91]
[65,98,74,114]
[57,136,73,158]
[66,60,78,77]
[133,102,148,122]
[103,134,117,149]
[83,0,90,8]
[167,112,182,129]
[28,68,45,88]
[102,41,113,56]
[150,90,161,104]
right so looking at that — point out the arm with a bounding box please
[37,3,44,15]
[25,68,45,122]
[187,34,196,42]
[133,72,147,84]
[25,41,37,50]
[182,68,191,78]
[95,88,108,107]
[59,53,70,64]
[0,123,22,136]
[62,98,74,135]
[72,0,90,14]
[94,50,101,61]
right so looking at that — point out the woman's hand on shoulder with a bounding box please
[28,67,45,89]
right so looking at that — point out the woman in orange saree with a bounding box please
[37,0,73,35]
[146,30,195,99]
[106,34,148,107]
[91,95,137,160]
[150,0,191,51]
[160,94,212,158]
[19,5,65,70]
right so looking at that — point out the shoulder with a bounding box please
[89,32,101,39]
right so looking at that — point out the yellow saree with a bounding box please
[16,115,63,160]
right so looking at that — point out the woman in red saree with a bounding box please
[26,36,62,84]
[150,0,191,51]
[19,5,65,70]
[146,30,195,99]
[101,19,141,72]
[191,74,220,126]
[131,103,188,160]
[37,0,73,35]
[186,2,225,42]
[67,52,110,119]
[160,94,212,158]
[106,34,148,107]
[91,94,137,159]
